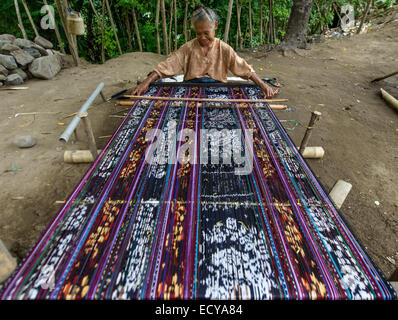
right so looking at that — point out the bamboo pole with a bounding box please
[260,0,263,44]
[100,0,106,63]
[380,88,398,111]
[121,95,288,104]
[249,0,253,48]
[371,70,398,82]
[173,0,177,51]
[54,0,79,66]
[43,0,65,54]
[168,0,173,52]
[21,0,39,38]
[105,0,122,55]
[14,0,27,39]
[156,0,161,54]
[236,0,242,50]
[131,5,142,52]
[161,0,168,55]
[224,0,234,43]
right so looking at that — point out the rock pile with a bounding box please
[0,34,62,86]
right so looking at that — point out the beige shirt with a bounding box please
[154,38,255,82]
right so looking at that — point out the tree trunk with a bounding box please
[357,0,372,34]
[224,0,234,43]
[131,6,142,52]
[156,0,161,54]
[43,0,65,54]
[183,0,189,43]
[124,9,133,51]
[21,0,39,38]
[161,0,168,55]
[105,0,122,55]
[14,0,27,39]
[279,0,314,50]
[236,0,242,50]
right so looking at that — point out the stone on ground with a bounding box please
[0,239,17,283]
[0,64,8,76]
[0,54,17,70]
[29,54,61,80]
[0,34,16,42]
[6,73,23,85]
[13,135,36,148]
[0,43,20,55]
[23,47,41,59]
[0,40,12,50]
[10,68,27,80]
[10,49,34,67]
[34,36,53,49]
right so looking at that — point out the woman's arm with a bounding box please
[131,72,160,96]
[249,73,275,98]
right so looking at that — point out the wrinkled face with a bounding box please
[194,19,218,47]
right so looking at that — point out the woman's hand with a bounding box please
[259,81,275,99]
[131,72,161,96]
[131,81,150,96]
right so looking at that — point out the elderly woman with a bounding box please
[132,5,275,98]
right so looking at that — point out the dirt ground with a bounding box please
[0,10,397,281]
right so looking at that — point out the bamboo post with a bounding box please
[14,0,27,39]
[161,0,168,55]
[43,0,65,54]
[54,0,79,66]
[131,6,142,52]
[380,88,398,111]
[100,0,106,63]
[299,111,322,155]
[224,0,234,43]
[168,0,173,52]
[78,112,98,159]
[105,0,122,55]
[357,0,372,34]
[155,0,161,54]
[173,0,177,51]
[21,0,39,38]
[260,0,263,44]
[249,0,253,48]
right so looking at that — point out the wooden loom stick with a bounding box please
[117,100,287,110]
[122,95,288,104]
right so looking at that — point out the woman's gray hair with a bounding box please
[191,5,219,26]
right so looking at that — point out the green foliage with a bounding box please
[0,0,395,63]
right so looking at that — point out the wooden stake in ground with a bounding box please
[105,0,122,55]
[155,0,161,54]
[79,112,98,159]
[21,0,39,38]
[299,111,322,155]
[14,0,27,39]
[224,0,234,43]
[161,0,168,55]
[357,0,372,34]
[43,0,66,54]
[131,5,143,52]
